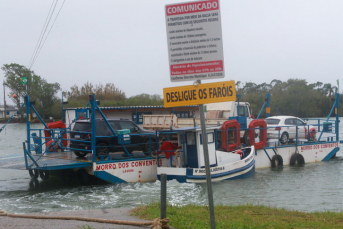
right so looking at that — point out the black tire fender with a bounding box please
[29,169,39,179]
[39,170,50,180]
[290,153,305,166]
[271,155,283,167]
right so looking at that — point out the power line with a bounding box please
[29,0,59,69]
[28,0,57,69]
[32,0,66,68]
[28,0,66,69]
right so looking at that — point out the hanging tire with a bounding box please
[96,143,109,156]
[331,153,337,159]
[290,153,305,166]
[74,151,88,158]
[280,132,289,144]
[29,169,39,179]
[77,169,90,185]
[271,155,283,167]
[39,170,50,180]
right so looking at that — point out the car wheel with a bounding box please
[97,142,109,156]
[143,140,157,156]
[280,132,289,144]
[74,151,88,158]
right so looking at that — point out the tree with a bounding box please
[2,63,32,108]
[64,82,126,101]
[2,63,61,118]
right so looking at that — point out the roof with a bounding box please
[0,105,17,111]
[157,125,220,133]
[64,105,198,110]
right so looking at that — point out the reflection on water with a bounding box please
[0,122,343,213]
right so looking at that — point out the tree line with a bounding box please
[1,63,341,119]
[1,63,163,119]
[236,79,340,118]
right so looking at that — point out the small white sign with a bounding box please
[165,0,225,82]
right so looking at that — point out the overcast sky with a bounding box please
[1,0,342,104]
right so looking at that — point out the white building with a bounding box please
[0,105,18,118]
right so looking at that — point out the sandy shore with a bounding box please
[0,208,153,229]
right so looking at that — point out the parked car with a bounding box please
[265,116,316,144]
[70,119,157,157]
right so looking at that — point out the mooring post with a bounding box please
[160,173,167,219]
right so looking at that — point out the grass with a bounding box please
[131,202,343,229]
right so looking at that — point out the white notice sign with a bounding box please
[165,0,225,82]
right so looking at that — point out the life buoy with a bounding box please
[309,127,316,139]
[305,127,316,140]
[221,120,241,152]
[44,121,68,147]
[46,140,60,152]
[235,149,245,159]
[249,119,267,150]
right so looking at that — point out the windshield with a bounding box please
[265,119,280,125]
[238,106,249,117]
[73,122,91,131]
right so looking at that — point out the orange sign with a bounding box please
[163,81,236,108]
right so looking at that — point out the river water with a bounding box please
[0,121,343,214]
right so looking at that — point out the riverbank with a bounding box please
[132,202,343,229]
[0,208,151,229]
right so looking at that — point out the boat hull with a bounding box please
[255,142,339,169]
[93,158,168,183]
[157,147,255,183]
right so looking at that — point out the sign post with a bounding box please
[165,1,225,228]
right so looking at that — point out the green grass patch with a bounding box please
[131,202,343,229]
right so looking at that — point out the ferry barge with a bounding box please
[0,93,340,184]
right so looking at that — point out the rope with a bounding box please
[0,210,169,228]
[174,149,184,168]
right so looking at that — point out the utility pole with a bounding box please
[294,91,297,116]
[3,82,6,119]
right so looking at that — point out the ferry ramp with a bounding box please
[0,151,92,170]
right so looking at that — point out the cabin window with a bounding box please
[75,110,88,120]
[132,112,152,124]
[186,132,195,145]
[6,111,9,115]
[200,133,214,144]
[118,121,137,133]
[174,111,189,118]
